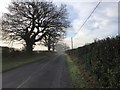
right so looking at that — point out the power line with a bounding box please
[70,0,102,50]
[73,0,102,38]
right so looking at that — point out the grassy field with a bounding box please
[2,51,53,72]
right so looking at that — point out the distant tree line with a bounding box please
[2,46,21,57]
[2,46,55,58]
[66,36,120,88]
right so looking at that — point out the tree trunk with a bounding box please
[48,35,51,51]
[48,45,51,51]
[25,40,33,53]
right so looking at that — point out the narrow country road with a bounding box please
[2,54,72,88]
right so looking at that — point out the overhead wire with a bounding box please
[73,0,102,38]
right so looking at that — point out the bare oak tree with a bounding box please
[2,0,70,52]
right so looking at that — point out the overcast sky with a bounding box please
[0,0,119,50]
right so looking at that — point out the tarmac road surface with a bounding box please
[2,54,72,88]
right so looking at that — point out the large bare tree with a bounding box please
[2,0,70,52]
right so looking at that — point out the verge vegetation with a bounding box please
[2,47,54,72]
[66,36,120,88]
[66,54,100,88]
[65,54,87,88]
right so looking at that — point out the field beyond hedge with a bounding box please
[2,48,54,72]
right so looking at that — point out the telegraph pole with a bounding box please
[71,37,73,49]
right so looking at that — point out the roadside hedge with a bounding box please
[66,36,120,88]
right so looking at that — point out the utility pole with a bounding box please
[71,37,74,58]
[71,37,73,49]
[64,43,66,51]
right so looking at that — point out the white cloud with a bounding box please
[0,0,11,17]
[62,2,118,48]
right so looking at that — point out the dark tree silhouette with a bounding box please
[2,0,69,53]
[41,27,65,51]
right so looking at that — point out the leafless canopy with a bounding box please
[2,0,70,52]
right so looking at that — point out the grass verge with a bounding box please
[65,54,87,88]
[65,54,100,88]
[2,52,52,72]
